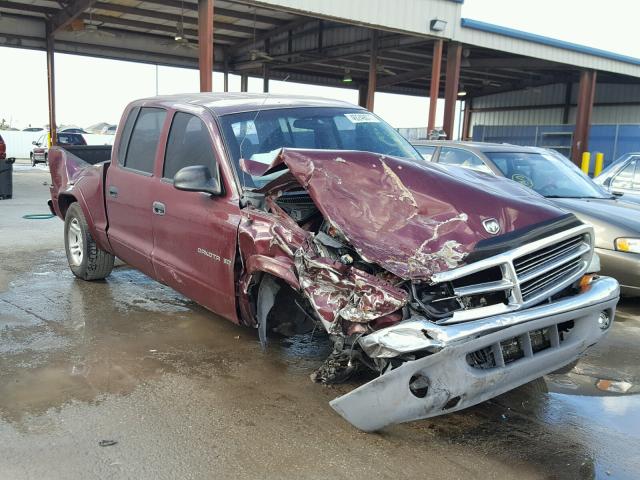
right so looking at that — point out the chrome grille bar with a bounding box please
[428,224,594,323]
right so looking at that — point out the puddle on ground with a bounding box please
[1,249,640,478]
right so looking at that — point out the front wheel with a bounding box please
[64,203,115,280]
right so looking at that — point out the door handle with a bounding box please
[152,201,166,215]
[108,186,118,198]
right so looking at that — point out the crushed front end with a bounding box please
[236,149,620,431]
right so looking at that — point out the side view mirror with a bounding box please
[173,165,222,196]
[32,141,39,146]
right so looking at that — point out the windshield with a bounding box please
[485,151,612,199]
[219,107,422,189]
[598,153,638,179]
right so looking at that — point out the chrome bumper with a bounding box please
[330,276,620,431]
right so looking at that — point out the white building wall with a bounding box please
[257,0,460,39]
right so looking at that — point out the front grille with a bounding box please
[514,235,589,302]
[430,225,593,324]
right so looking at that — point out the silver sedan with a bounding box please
[413,140,640,297]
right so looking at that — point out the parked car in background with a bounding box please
[31,132,87,166]
[23,127,45,132]
[414,141,640,296]
[105,125,117,135]
[593,153,640,204]
[46,93,618,431]
[59,127,88,134]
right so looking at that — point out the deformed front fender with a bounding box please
[245,254,300,291]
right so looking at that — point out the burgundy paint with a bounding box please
[49,94,570,337]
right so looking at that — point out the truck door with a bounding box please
[151,110,241,322]
[105,106,167,277]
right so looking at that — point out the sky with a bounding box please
[0,0,634,130]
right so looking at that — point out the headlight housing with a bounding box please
[615,238,640,254]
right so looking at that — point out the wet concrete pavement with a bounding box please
[1,169,640,479]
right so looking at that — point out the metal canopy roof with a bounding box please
[2,0,640,99]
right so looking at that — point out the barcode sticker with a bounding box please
[344,113,380,123]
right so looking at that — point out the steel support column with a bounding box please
[443,42,462,140]
[223,54,229,92]
[240,74,248,92]
[198,0,213,92]
[461,98,472,140]
[366,31,378,111]
[46,27,57,146]
[428,39,443,133]
[571,70,597,164]
[263,38,270,93]
[358,85,368,108]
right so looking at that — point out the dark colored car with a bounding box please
[414,140,640,296]
[47,94,618,431]
[32,132,86,166]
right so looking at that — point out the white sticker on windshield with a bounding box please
[344,113,380,123]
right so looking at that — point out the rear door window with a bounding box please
[124,107,166,174]
[117,107,140,165]
[163,112,218,180]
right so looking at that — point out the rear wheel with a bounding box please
[30,153,35,167]
[64,203,114,280]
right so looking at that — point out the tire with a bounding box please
[44,153,48,165]
[31,153,36,167]
[64,202,114,280]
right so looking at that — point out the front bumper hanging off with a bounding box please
[330,276,620,431]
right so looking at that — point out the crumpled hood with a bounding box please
[256,149,567,280]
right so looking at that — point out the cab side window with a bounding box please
[438,147,491,173]
[163,112,218,180]
[124,107,166,174]
[611,160,637,191]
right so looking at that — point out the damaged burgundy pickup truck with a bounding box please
[48,94,619,431]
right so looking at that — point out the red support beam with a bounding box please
[461,99,471,140]
[427,39,443,133]
[366,31,378,112]
[358,84,368,108]
[198,0,213,92]
[571,70,597,164]
[46,27,57,146]
[443,42,462,139]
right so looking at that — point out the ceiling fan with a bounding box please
[247,8,273,62]
[163,1,198,50]
[72,9,117,38]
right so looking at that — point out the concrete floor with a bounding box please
[1,168,639,480]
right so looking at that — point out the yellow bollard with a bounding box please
[594,152,604,177]
[581,152,591,175]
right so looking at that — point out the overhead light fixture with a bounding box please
[342,69,353,83]
[430,19,447,32]
[458,84,467,97]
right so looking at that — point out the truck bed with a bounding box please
[60,145,112,165]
